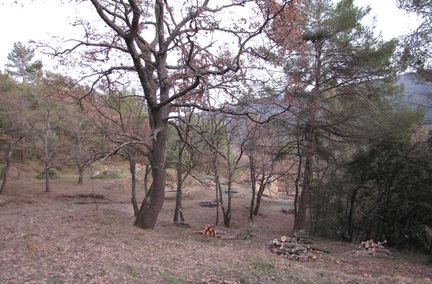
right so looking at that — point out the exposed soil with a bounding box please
[0,177,431,283]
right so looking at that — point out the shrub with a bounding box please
[35,168,60,180]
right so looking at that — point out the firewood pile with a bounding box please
[201,224,216,237]
[268,235,317,261]
[352,240,391,257]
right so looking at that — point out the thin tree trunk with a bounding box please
[174,141,185,222]
[143,164,150,195]
[45,163,50,193]
[0,143,13,194]
[77,166,84,184]
[134,109,168,229]
[293,129,303,222]
[253,181,267,216]
[249,155,257,220]
[224,180,232,228]
[128,153,139,217]
[43,110,51,193]
[213,154,221,225]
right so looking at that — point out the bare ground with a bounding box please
[0,177,431,284]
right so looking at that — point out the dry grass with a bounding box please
[0,176,431,283]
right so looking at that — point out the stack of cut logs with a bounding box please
[268,235,317,261]
[201,224,216,237]
[354,240,391,257]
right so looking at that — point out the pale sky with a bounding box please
[0,0,420,71]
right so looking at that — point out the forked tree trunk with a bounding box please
[253,181,267,216]
[134,109,168,229]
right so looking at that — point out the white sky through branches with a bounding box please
[0,0,420,71]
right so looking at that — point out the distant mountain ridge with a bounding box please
[397,73,432,123]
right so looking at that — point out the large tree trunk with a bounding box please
[134,109,168,229]
[294,41,321,232]
[294,125,315,231]
[347,187,358,240]
[0,143,13,194]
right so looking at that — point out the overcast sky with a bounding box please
[0,0,420,71]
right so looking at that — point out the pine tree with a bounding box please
[283,0,397,231]
[5,42,42,83]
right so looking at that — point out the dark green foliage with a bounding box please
[35,168,60,180]
[313,138,432,254]
[397,0,432,80]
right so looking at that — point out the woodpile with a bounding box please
[201,224,216,237]
[352,240,391,258]
[268,235,317,261]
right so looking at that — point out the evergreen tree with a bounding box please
[398,0,432,80]
[5,41,42,83]
[281,0,397,231]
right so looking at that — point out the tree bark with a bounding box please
[128,152,139,217]
[143,164,150,195]
[224,181,232,228]
[77,166,84,184]
[294,41,322,232]
[213,154,221,226]
[293,135,303,222]
[45,163,50,193]
[43,109,51,193]
[134,108,168,229]
[0,143,13,194]
[253,181,267,216]
[294,125,315,231]
[249,155,257,220]
[174,141,185,222]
